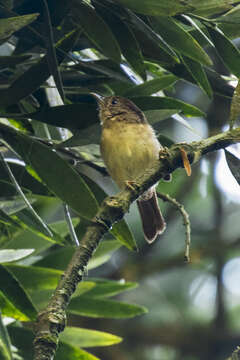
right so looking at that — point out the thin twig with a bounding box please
[63,204,79,246]
[0,152,53,237]
[157,192,191,262]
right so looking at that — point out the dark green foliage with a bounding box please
[0,1,240,360]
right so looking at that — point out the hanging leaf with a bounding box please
[112,0,189,16]
[73,1,121,63]
[129,96,205,117]
[69,296,147,319]
[181,56,213,98]
[0,265,37,321]
[93,1,146,79]
[60,326,122,348]
[123,75,178,97]
[0,13,39,40]
[0,313,12,360]
[0,249,34,264]
[0,28,81,106]
[151,16,212,66]
[0,123,99,219]
[206,24,240,78]
[229,79,240,129]
[225,150,240,185]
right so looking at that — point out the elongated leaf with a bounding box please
[128,11,178,63]
[0,249,34,264]
[82,278,138,298]
[0,28,81,106]
[94,2,146,79]
[82,173,137,251]
[0,13,39,40]
[0,265,37,321]
[0,55,31,67]
[0,124,99,219]
[191,0,236,17]
[111,220,137,251]
[23,102,98,130]
[230,79,240,129]
[181,56,213,98]
[34,239,121,270]
[206,25,240,78]
[42,0,64,101]
[70,59,131,83]
[5,265,62,292]
[113,0,188,16]
[73,2,121,63]
[0,208,21,228]
[151,16,212,66]
[225,150,240,185]
[0,313,12,360]
[123,75,178,97]
[60,326,122,348]
[57,342,99,360]
[129,96,205,117]
[0,291,31,321]
[69,296,147,318]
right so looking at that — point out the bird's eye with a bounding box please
[111,98,118,105]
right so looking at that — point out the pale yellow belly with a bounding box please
[100,123,161,189]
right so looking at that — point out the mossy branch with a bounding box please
[33,127,240,360]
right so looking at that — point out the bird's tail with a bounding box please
[137,190,166,243]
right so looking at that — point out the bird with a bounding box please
[93,94,166,243]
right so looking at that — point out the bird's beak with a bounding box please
[90,92,105,105]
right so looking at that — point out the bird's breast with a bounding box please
[101,122,161,189]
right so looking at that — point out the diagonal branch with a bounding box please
[33,127,240,360]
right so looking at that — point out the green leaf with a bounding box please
[0,123,99,219]
[129,96,205,117]
[0,28,81,106]
[57,341,99,360]
[70,59,131,83]
[74,2,121,63]
[111,220,137,251]
[69,296,147,319]
[123,75,178,97]
[0,208,21,228]
[42,0,65,101]
[34,240,121,271]
[151,16,212,66]
[128,11,178,63]
[0,265,37,321]
[94,2,146,79]
[191,0,236,17]
[206,25,240,78]
[81,278,138,298]
[0,314,12,360]
[88,240,121,270]
[5,265,62,292]
[0,291,31,321]
[0,55,31,67]
[60,326,122,348]
[24,102,98,130]
[145,109,180,125]
[225,150,240,185]
[82,173,137,251]
[0,13,39,40]
[181,56,213,98]
[112,0,188,16]
[0,249,34,264]
[230,79,240,129]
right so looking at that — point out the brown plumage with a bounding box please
[93,94,166,243]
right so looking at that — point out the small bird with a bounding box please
[93,94,166,243]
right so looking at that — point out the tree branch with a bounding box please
[33,127,240,360]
